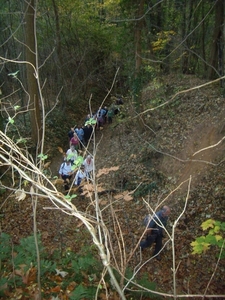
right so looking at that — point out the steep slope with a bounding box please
[92,74,225,295]
[1,74,225,297]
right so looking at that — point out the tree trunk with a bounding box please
[25,0,42,149]
[207,0,224,80]
[134,0,145,76]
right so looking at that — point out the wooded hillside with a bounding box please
[0,1,225,299]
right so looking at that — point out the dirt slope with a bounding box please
[1,74,225,298]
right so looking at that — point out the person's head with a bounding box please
[161,206,171,217]
[70,145,75,152]
[66,159,71,164]
[86,155,92,162]
[80,164,85,171]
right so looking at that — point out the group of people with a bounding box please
[67,97,124,149]
[58,99,124,190]
[58,97,171,261]
[58,151,93,191]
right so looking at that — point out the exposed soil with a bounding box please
[1,74,225,299]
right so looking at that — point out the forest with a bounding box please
[0,0,225,299]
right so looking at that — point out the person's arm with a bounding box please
[59,164,63,178]
[74,171,79,185]
[144,215,158,234]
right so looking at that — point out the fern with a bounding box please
[69,284,96,300]
[13,234,45,270]
[0,233,11,262]
[40,259,57,276]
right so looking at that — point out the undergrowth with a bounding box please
[0,232,158,299]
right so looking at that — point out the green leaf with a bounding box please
[85,117,97,126]
[215,235,223,242]
[38,153,48,161]
[201,219,215,231]
[16,138,27,144]
[73,156,84,169]
[14,105,20,111]
[8,117,14,124]
[214,225,221,233]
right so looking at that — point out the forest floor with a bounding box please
[1,74,225,299]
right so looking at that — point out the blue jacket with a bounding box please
[148,209,168,236]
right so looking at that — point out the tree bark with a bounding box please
[208,0,224,79]
[134,0,145,76]
[25,0,42,149]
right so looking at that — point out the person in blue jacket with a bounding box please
[140,205,171,260]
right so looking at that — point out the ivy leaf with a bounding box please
[201,219,215,231]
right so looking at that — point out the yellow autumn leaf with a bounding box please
[100,200,108,205]
[124,194,133,201]
[44,161,51,169]
[201,219,215,230]
[97,186,105,192]
[53,178,64,185]
[202,242,210,253]
[215,235,223,241]
[96,166,119,178]
[114,194,124,200]
[58,146,64,153]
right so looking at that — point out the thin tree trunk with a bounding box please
[134,0,145,76]
[208,0,224,79]
[25,0,42,149]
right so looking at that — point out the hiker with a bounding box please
[74,165,86,186]
[96,111,104,129]
[106,108,114,124]
[75,125,84,148]
[140,205,171,260]
[59,159,73,190]
[66,145,78,164]
[70,132,80,151]
[102,106,108,124]
[68,127,75,141]
[95,106,107,128]
[83,124,93,146]
[84,114,91,123]
[116,97,123,105]
[83,155,93,179]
